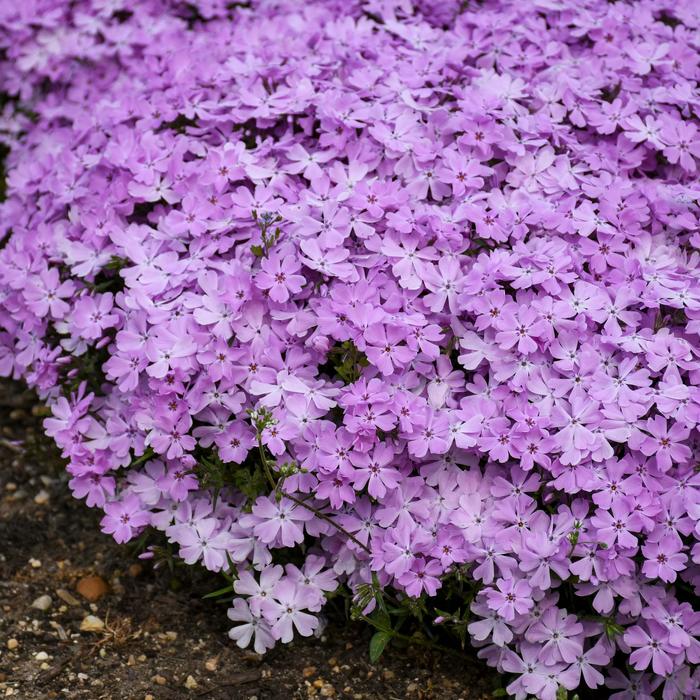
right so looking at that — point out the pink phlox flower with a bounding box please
[485,577,533,621]
[100,493,150,544]
[247,496,314,548]
[227,598,275,654]
[255,254,306,303]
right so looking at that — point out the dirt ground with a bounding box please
[0,383,497,700]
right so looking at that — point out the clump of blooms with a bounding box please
[2,0,700,697]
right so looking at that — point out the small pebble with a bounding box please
[76,575,109,602]
[56,589,81,606]
[302,666,317,678]
[204,658,218,672]
[35,651,49,662]
[31,595,52,612]
[152,675,167,686]
[48,621,68,642]
[34,490,50,505]
[6,639,18,651]
[29,558,41,569]
[184,675,198,690]
[80,615,105,632]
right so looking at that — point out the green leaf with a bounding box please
[386,606,409,616]
[224,551,238,579]
[251,244,264,257]
[369,631,391,663]
[105,255,130,270]
[603,617,625,640]
[232,462,267,502]
[131,448,155,468]
[371,609,391,630]
[202,583,234,600]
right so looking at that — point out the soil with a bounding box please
[0,382,497,700]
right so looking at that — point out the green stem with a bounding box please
[255,437,372,555]
[358,613,465,660]
[131,448,155,468]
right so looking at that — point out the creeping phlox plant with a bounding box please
[2,0,700,697]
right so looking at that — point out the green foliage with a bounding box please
[348,566,486,665]
[248,405,276,434]
[202,553,238,601]
[568,519,582,547]
[556,688,579,700]
[85,256,129,294]
[251,210,283,257]
[369,631,392,662]
[156,113,198,133]
[324,340,368,383]
[131,447,155,468]
[232,460,268,504]
[135,537,182,577]
[104,255,131,271]
[196,449,266,509]
[195,407,299,509]
[433,607,471,649]
[196,452,229,508]
[602,616,625,640]
[0,142,9,203]
[60,345,111,396]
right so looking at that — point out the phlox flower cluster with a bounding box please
[2,0,700,697]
